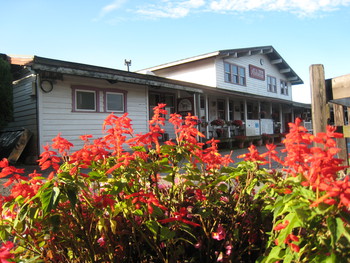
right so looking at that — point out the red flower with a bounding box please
[51,133,74,156]
[0,241,14,263]
[238,145,267,164]
[158,207,200,227]
[273,220,289,231]
[125,191,167,215]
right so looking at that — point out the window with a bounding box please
[267,76,277,93]
[224,62,246,86]
[75,90,96,111]
[280,80,288,95]
[106,92,124,112]
[217,99,226,120]
[149,92,175,119]
[72,86,127,113]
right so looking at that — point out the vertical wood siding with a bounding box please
[6,75,38,157]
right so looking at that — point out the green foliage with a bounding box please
[0,107,349,263]
[0,57,13,129]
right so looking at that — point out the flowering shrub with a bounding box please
[232,120,243,127]
[0,105,349,263]
[210,119,225,126]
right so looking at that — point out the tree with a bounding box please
[0,56,13,129]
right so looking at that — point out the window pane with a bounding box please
[239,76,245,85]
[107,93,124,112]
[239,67,245,76]
[224,63,230,73]
[225,73,231,82]
[76,91,95,110]
[232,65,238,74]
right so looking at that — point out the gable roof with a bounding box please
[138,46,303,85]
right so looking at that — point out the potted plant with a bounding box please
[245,137,253,147]
[234,135,247,148]
[210,119,225,126]
[232,119,243,127]
[262,133,272,144]
[254,136,263,146]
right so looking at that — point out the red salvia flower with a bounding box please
[273,220,289,231]
[158,207,200,227]
[125,191,167,215]
[238,145,267,165]
[0,241,14,263]
[51,133,74,157]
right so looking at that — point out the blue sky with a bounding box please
[1,0,350,103]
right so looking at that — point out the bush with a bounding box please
[0,57,13,129]
[0,104,349,263]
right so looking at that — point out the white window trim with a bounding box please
[105,91,125,113]
[267,75,277,93]
[74,89,97,112]
[224,62,246,86]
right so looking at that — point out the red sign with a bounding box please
[249,64,265,81]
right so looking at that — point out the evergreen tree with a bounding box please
[0,57,13,129]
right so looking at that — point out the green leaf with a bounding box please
[160,226,175,241]
[146,220,160,236]
[88,171,104,180]
[40,183,60,216]
[50,214,61,232]
[262,246,284,263]
[327,217,336,248]
[277,213,301,246]
[336,217,350,243]
[66,187,77,207]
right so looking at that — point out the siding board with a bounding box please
[38,78,148,151]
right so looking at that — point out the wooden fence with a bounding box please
[310,64,350,165]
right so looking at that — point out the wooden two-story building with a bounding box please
[138,46,311,139]
[2,46,310,162]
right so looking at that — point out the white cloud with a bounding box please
[136,0,205,19]
[98,0,350,20]
[209,0,350,16]
[98,0,128,18]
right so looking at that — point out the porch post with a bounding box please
[193,93,197,116]
[279,104,283,133]
[244,99,247,136]
[226,97,231,138]
[205,95,209,138]
[258,101,261,135]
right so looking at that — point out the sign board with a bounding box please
[249,64,265,81]
[260,119,273,135]
[246,120,260,136]
[177,97,194,117]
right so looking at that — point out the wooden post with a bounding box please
[310,65,329,135]
[333,104,348,165]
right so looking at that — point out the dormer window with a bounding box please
[224,62,246,86]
